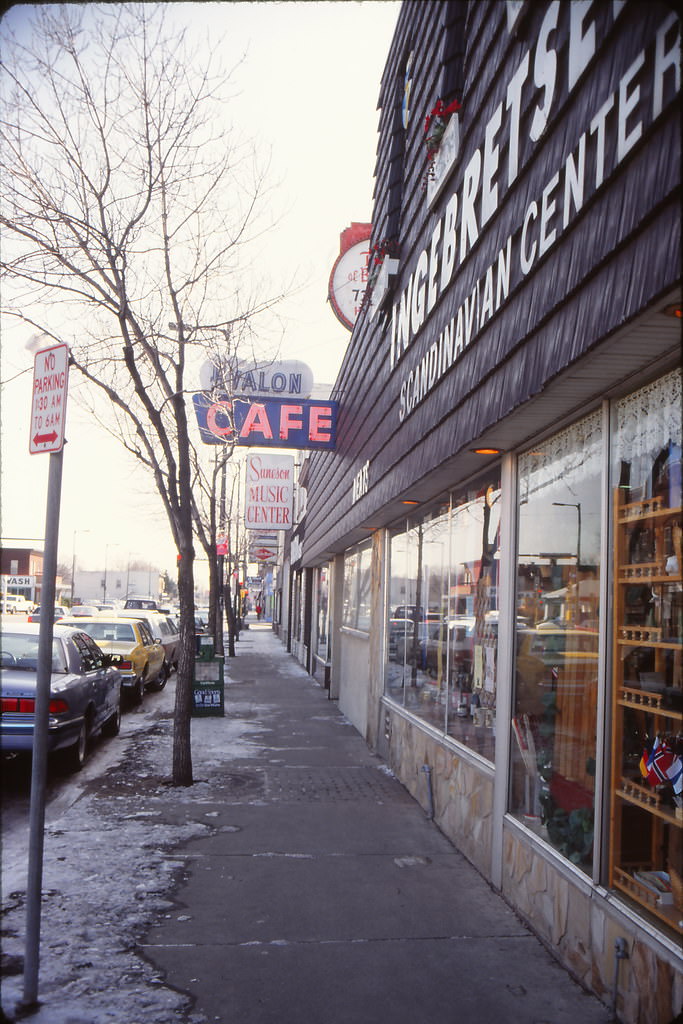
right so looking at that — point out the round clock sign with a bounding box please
[328,223,372,332]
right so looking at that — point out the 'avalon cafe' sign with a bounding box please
[193,393,338,450]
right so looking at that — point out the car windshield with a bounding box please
[80,622,136,643]
[0,632,68,672]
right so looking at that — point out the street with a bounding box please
[0,663,202,1024]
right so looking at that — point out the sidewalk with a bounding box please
[138,623,611,1024]
[1,623,613,1024]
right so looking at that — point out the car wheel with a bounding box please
[148,663,168,692]
[133,675,145,705]
[65,717,90,772]
[102,698,122,737]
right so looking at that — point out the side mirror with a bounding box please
[107,653,124,667]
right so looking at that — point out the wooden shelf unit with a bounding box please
[609,490,682,935]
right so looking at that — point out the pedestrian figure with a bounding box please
[256,602,262,621]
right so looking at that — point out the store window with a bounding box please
[315,565,330,662]
[385,469,501,763]
[511,411,602,872]
[446,476,501,760]
[387,510,450,727]
[609,370,682,932]
[342,542,372,632]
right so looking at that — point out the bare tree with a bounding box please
[0,4,282,784]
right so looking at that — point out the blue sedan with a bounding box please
[1,623,122,770]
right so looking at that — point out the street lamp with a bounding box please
[103,543,120,604]
[552,501,582,567]
[71,529,90,607]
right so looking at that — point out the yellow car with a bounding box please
[59,617,166,703]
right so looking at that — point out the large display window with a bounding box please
[385,470,501,763]
[609,370,682,934]
[342,542,372,632]
[511,412,603,872]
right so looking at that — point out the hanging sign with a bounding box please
[244,454,294,532]
[193,394,337,450]
[328,222,372,331]
[199,357,314,399]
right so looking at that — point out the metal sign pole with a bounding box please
[21,447,64,1010]
[21,340,69,1012]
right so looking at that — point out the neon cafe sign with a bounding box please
[192,394,338,451]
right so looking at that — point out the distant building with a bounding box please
[0,545,63,605]
[72,567,164,605]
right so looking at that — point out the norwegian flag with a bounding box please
[643,737,683,795]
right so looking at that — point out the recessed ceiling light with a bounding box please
[661,303,682,318]
[402,499,420,506]
[472,447,501,455]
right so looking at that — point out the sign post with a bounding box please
[21,343,69,1012]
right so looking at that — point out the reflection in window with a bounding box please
[511,411,602,872]
[342,543,372,632]
[385,470,500,763]
[316,566,330,659]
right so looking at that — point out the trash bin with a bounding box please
[192,654,224,716]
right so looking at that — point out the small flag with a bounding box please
[643,737,683,795]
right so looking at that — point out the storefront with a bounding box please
[292,4,681,1021]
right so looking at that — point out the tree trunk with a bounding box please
[173,547,195,786]
[207,546,218,645]
[224,581,236,657]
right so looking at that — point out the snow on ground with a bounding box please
[1,674,276,1023]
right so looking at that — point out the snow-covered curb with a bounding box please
[1,682,274,1023]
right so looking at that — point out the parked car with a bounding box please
[27,605,69,623]
[124,596,161,611]
[0,623,122,770]
[69,604,102,617]
[2,594,33,613]
[119,610,180,675]
[516,626,599,694]
[194,612,209,635]
[388,617,415,660]
[59,616,165,702]
[395,620,447,672]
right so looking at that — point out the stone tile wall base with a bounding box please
[387,714,492,878]
[502,830,683,1024]
[384,708,682,1024]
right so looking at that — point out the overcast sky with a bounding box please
[0,1,400,590]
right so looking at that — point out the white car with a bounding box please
[119,610,180,675]
[1,595,32,614]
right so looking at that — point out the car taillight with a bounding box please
[118,661,133,671]
[0,698,68,713]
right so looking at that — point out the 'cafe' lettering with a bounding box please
[193,395,338,450]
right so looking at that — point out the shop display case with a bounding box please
[610,488,683,933]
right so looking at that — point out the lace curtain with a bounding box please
[519,410,603,502]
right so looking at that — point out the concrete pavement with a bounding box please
[138,623,612,1024]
